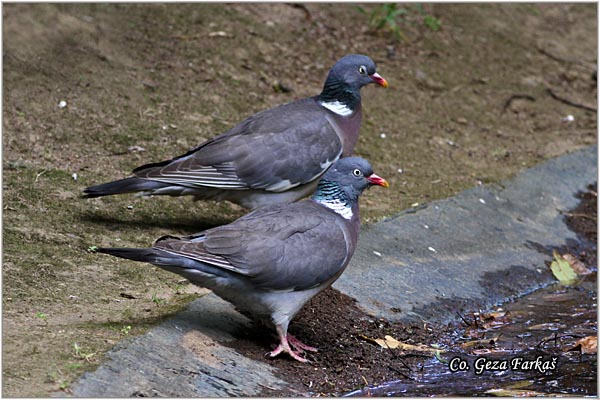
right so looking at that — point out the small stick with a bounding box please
[502,94,535,113]
[546,88,597,113]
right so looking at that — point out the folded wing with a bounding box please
[155,202,350,291]
[135,100,343,193]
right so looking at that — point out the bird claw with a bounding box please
[288,334,318,353]
[268,344,309,363]
[268,325,316,362]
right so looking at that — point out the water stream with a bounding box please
[346,273,597,396]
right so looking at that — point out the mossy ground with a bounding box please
[3,3,597,396]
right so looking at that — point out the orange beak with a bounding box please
[369,72,389,88]
[367,173,389,188]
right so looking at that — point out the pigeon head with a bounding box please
[312,157,388,218]
[318,54,388,114]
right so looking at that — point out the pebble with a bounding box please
[562,115,575,123]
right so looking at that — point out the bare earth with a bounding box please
[2,4,597,396]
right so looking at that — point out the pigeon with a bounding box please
[83,54,387,209]
[95,157,389,362]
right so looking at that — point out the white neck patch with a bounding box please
[319,100,353,117]
[317,198,353,220]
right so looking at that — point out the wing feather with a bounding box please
[134,99,343,192]
[153,202,351,291]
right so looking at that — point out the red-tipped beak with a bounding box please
[369,72,388,88]
[367,173,389,188]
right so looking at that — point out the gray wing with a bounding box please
[154,202,350,291]
[134,99,342,192]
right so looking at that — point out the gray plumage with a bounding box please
[83,54,387,209]
[96,157,389,362]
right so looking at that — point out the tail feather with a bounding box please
[96,246,191,270]
[96,246,230,284]
[82,177,167,198]
[96,247,163,263]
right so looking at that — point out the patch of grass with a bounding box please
[44,367,73,392]
[120,325,132,335]
[173,282,186,294]
[73,342,97,363]
[65,362,84,370]
[423,14,442,31]
[151,292,165,306]
[358,3,408,40]
[357,3,442,40]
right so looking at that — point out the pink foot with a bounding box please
[288,334,318,353]
[266,325,315,362]
[268,343,309,363]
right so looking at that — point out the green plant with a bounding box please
[120,325,132,336]
[65,362,84,370]
[423,14,441,31]
[357,3,442,40]
[45,370,59,384]
[73,343,96,362]
[358,3,408,40]
[35,311,48,326]
[174,283,185,294]
[35,311,48,320]
[151,292,165,306]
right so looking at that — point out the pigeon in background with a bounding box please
[95,157,389,362]
[83,54,387,209]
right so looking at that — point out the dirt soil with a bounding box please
[2,3,597,397]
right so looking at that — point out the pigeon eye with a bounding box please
[352,168,362,177]
[358,65,367,75]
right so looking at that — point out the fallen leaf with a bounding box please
[485,388,561,397]
[550,250,579,285]
[485,380,559,396]
[485,311,508,319]
[561,253,592,275]
[471,347,512,355]
[480,310,512,328]
[567,335,597,354]
[528,322,566,331]
[208,31,232,37]
[360,334,444,354]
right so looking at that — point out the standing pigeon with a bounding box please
[83,54,387,209]
[95,157,388,362]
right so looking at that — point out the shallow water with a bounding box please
[345,273,597,397]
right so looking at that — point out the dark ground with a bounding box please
[565,184,598,247]
[228,184,597,396]
[3,3,597,396]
